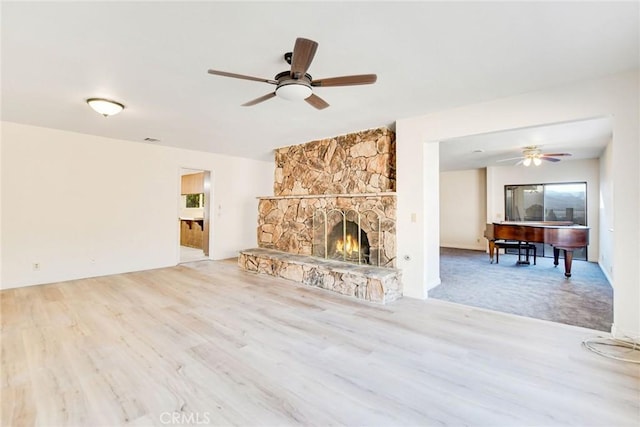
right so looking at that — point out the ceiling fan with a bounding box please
[497,146,572,166]
[207,37,377,110]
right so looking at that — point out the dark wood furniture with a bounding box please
[484,221,589,277]
[494,240,537,265]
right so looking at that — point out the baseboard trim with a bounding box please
[611,324,640,343]
[598,261,613,285]
[440,244,486,251]
[426,277,441,292]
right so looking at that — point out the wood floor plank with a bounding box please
[1,259,638,426]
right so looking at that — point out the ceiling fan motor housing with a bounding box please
[274,71,313,101]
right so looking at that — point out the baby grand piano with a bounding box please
[484,221,590,278]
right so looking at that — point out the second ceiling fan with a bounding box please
[497,146,572,166]
[207,37,377,110]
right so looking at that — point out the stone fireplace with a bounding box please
[238,127,402,303]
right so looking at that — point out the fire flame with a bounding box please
[336,234,360,255]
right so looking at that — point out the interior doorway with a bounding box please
[179,168,211,263]
[434,117,612,330]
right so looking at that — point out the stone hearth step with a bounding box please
[238,248,402,304]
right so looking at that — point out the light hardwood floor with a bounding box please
[179,245,208,264]
[2,259,639,426]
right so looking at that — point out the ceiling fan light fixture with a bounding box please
[275,82,312,101]
[498,145,570,167]
[207,37,376,109]
[87,98,125,117]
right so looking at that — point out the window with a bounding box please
[504,182,587,259]
[185,193,204,208]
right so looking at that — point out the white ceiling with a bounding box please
[2,1,638,168]
[439,116,613,171]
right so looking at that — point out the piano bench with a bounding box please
[495,241,537,265]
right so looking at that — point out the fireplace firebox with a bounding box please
[312,207,390,266]
[327,220,371,264]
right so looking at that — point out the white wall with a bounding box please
[485,158,600,262]
[598,141,614,283]
[440,169,487,250]
[0,122,273,289]
[396,70,639,338]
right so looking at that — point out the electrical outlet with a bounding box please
[33,263,40,271]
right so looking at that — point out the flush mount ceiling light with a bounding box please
[86,98,125,117]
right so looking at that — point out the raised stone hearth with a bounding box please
[238,248,402,304]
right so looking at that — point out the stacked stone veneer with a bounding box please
[274,127,395,196]
[242,126,401,304]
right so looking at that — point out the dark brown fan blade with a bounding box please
[208,69,277,85]
[542,157,561,162]
[311,74,377,87]
[541,153,572,157]
[242,92,276,106]
[290,38,318,79]
[305,93,329,110]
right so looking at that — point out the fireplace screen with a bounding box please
[313,208,381,266]
[328,220,370,263]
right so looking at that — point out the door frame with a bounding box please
[178,167,213,262]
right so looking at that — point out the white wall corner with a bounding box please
[611,323,640,344]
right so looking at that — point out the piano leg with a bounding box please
[553,247,574,277]
[563,250,574,278]
[488,240,495,264]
